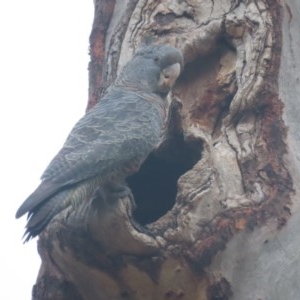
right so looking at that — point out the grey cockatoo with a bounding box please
[16,44,183,241]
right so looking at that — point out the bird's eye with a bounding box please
[154,57,159,62]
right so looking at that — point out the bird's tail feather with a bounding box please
[20,178,102,242]
[16,181,61,219]
[23,189,70,242]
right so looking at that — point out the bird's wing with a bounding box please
[42,90,163,184]
[16,90,163,218]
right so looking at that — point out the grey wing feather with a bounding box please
[16,90,162,218]
[42,88,162,186]
[15,181,62,218]
[16,89,164,219]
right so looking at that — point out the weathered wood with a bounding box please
[33,1,300,299]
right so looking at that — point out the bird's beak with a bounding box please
[162,62,181,81]
[158,62,181,93]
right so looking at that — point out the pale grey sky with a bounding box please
[0,1,93,298]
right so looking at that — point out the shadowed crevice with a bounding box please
[127,134,202,225]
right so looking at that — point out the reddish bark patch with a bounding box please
[87,0,115,111]
[175,44,236,133]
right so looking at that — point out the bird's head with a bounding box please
[116,44,183,97]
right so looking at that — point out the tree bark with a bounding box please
[32,1,300,299]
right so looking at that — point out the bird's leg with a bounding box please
[104,182,136,208]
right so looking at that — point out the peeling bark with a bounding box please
[32,1,300,299]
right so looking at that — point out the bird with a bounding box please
[15,44,183,242]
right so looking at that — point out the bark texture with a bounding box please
[32,1,300,299]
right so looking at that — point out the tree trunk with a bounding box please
[32,1,300,299]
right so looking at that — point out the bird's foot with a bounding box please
[105,183,136,209]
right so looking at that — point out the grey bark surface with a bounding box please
[32,1,299,299]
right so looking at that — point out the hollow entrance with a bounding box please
[127,134,202,225]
